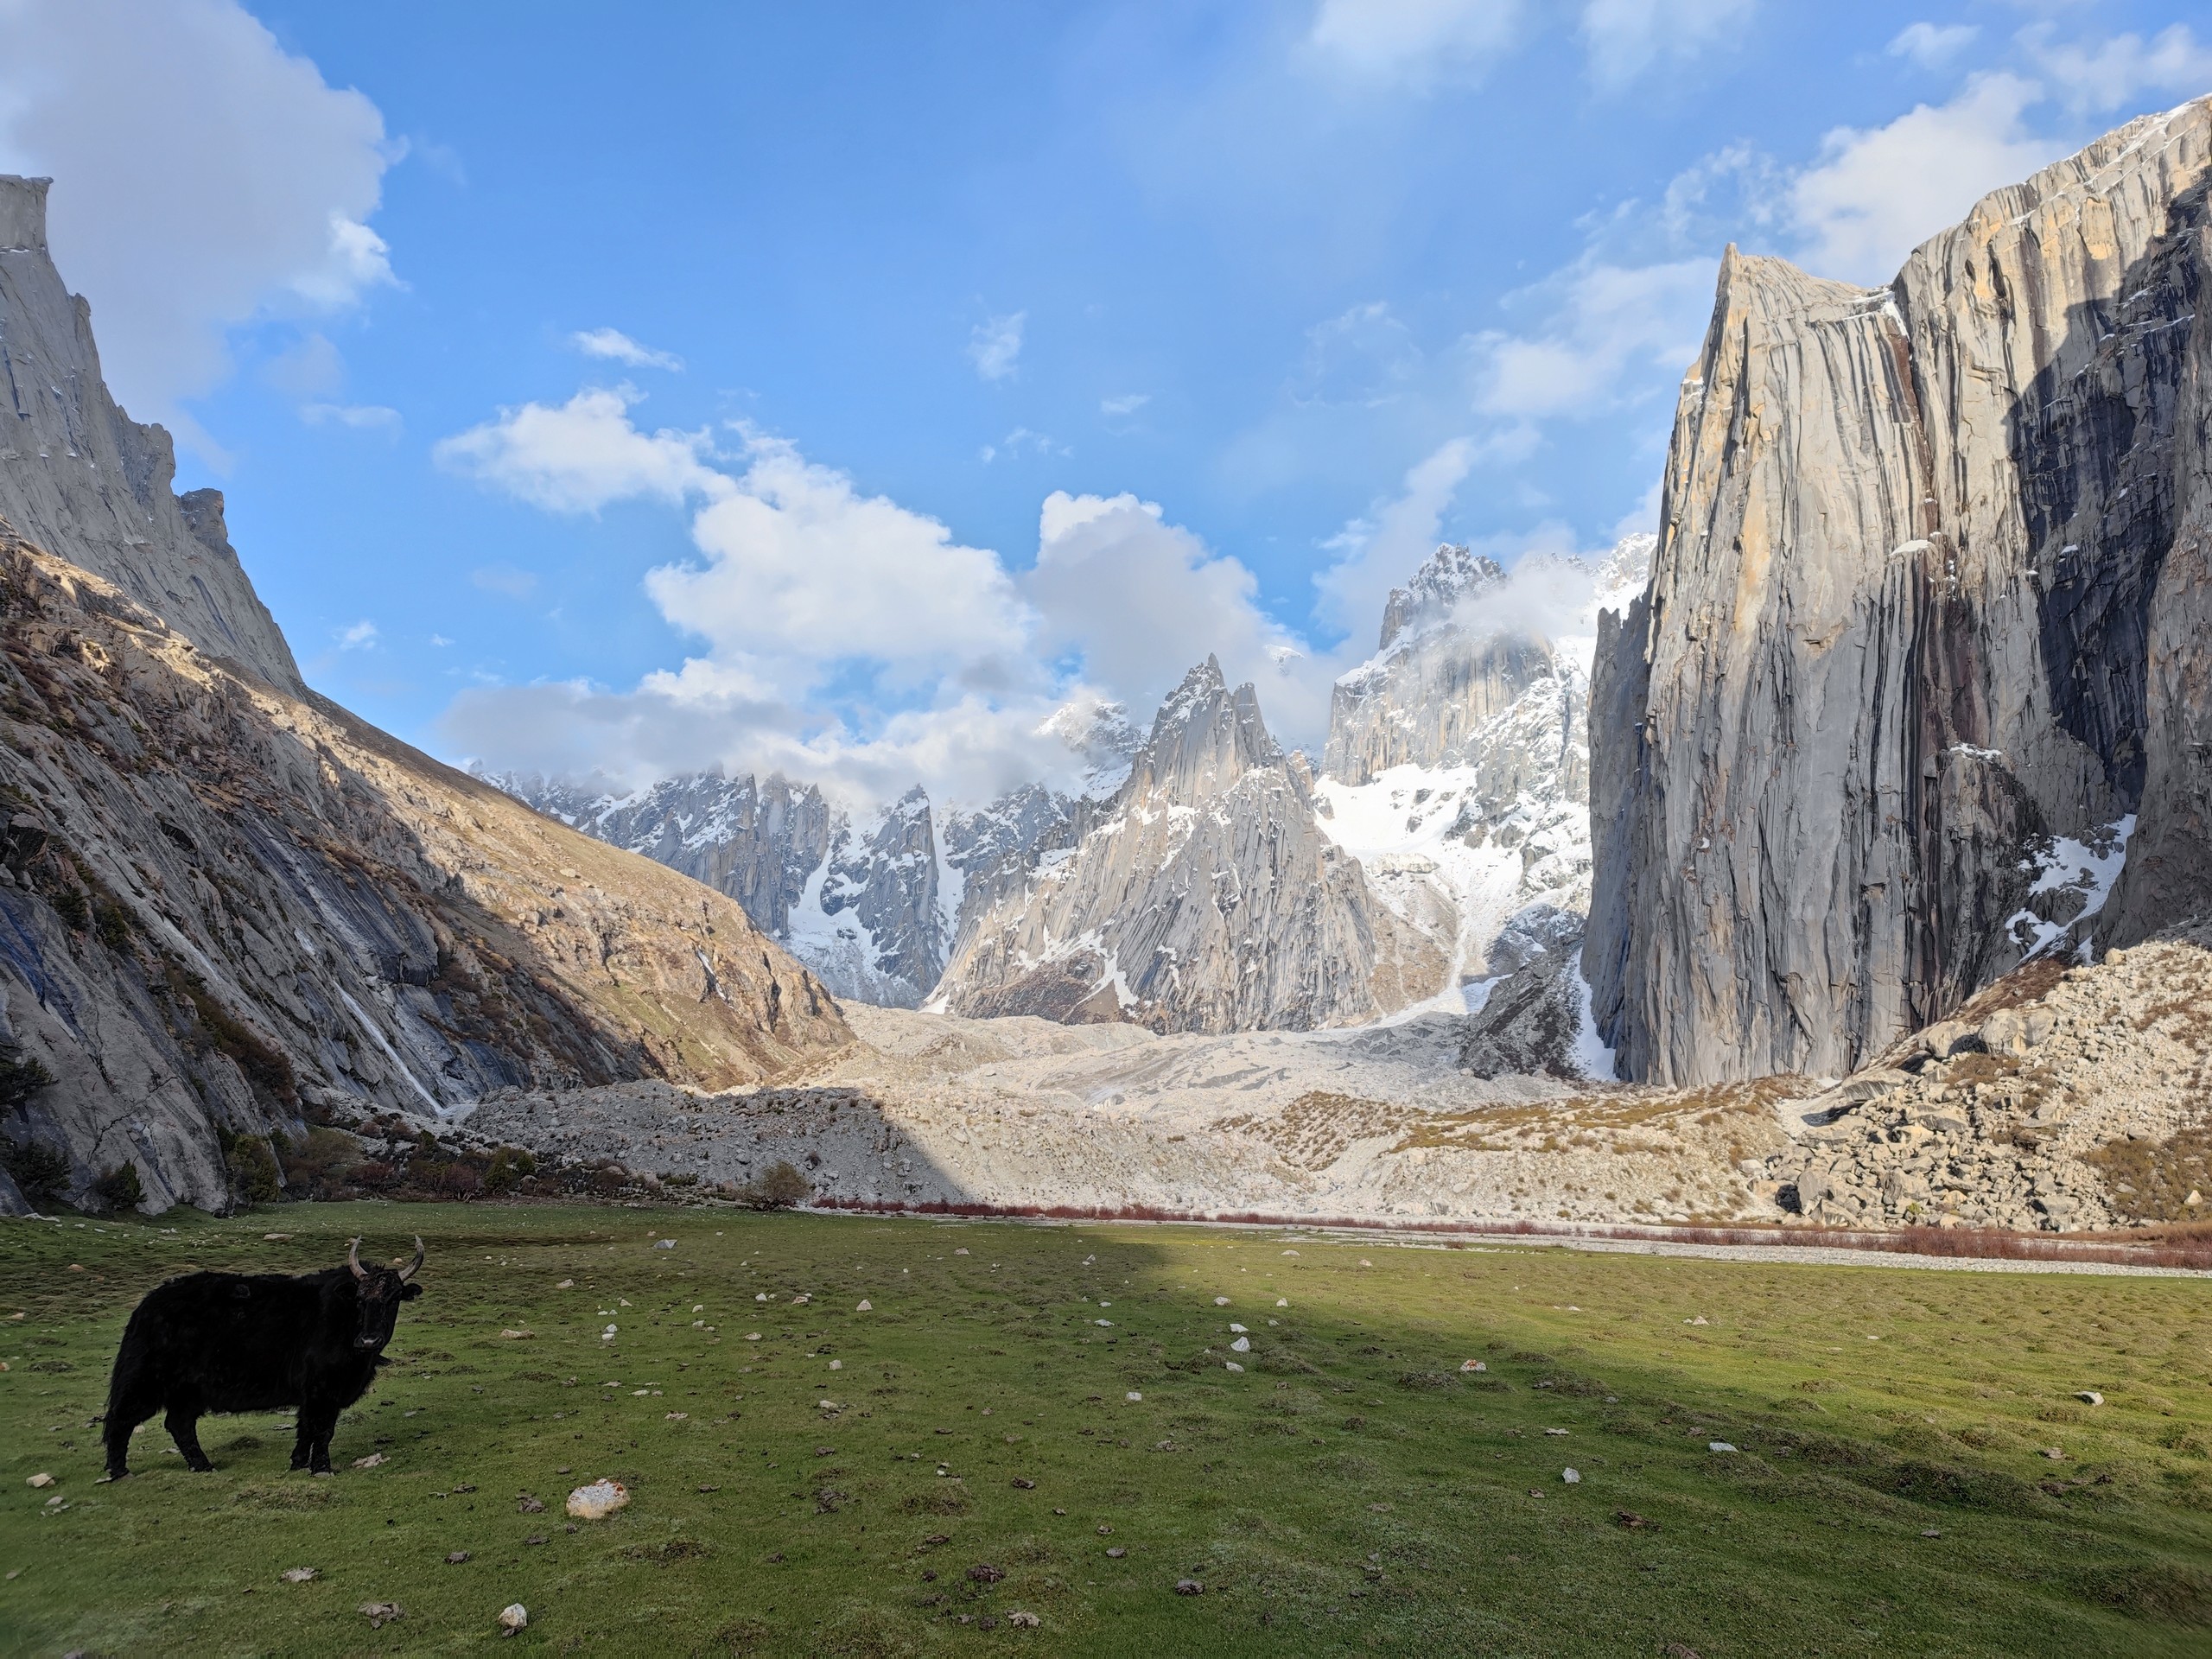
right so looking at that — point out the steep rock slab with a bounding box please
[0,538,846,1212]
[937,658,1441,1032]
[0,176,299,692]
[1590,99,2212,1085]
[2109,203,2212,937]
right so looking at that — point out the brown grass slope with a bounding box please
[0,531,847,1213]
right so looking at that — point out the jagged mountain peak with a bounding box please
[1380,543,1506,651]
[1128,657,1287,800]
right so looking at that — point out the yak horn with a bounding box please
[397,1236,425,1282]
[346,1238,368,1281]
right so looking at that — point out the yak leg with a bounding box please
[164,1394,213,1472]
[103,1382,161,1480]
[296,1400,339,1474]
[289,1409,318,1471]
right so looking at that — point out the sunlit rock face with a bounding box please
[1587,98,2212,1085]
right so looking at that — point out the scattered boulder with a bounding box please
[359,1603,404,1630]
[566,1478,630,1520]
[499,1604,529,1636]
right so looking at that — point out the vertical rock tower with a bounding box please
[1587,98,2212,1085]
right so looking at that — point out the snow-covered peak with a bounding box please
[1039,695,1144,799]
[1379,543,1506,651]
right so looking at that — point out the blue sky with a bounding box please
[2,1,2208,804]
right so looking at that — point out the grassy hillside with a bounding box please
[3,1205,2211,1655]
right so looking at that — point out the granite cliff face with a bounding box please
[0,178,846,1214]
[934,658,1441,1032]
[0,177,299,694]
[1588,98,2212,1086]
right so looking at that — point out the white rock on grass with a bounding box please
[565,1479,630,1521]
[25,1474,52,1489]
[1224,1362,1244,1374]
[1126,1391,1142,1402]
[1561,1469,1580,1484]
[856,1300,872,1312]
[1229,1323,1247,1333]
[1460,1360,1486,1373]
[499,1604,529,1635]
[1230,1337,1250,1353]
[1213,1296,1230,1306]
[281,1567,318,1583]
[2076,1390,2104,1406]
[1707,1442,1738,1453]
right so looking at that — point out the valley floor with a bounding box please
[455,915,2212,1241]
[3,1204,2211,1656]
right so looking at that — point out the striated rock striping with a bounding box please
[1590,99,2212,1085]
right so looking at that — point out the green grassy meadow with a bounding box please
[3,1204,2212,1656]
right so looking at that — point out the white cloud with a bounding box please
[442,678,1095,809]
[1307,0,1524,86]
[1789,73,2063,283]
[434,385,726,512]
[2020,24,2212,115]
[969,311,1026,381]
[300,401,399,431]
[1100,392,1151,417]
[1312,436,1478,641]
[570,327,683,371]
[980,426,1067,463]
[1469,257,1713,420]
[1024,491,1332,747]
[1580,0,1756,88]
[646,432,1036,695]
[1887,22,1979,71]
[338,619,378,650]
[0,0,396,440]
[429,633,454,647]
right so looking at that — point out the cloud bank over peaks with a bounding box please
[436,384,1346,804]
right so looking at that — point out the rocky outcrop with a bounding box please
[935,658,1442,1032]
[1758,921,2212,1232]
[1589,98,2212,1086]
[0,176,299,692]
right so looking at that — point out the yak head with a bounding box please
[346,1236,426,1351]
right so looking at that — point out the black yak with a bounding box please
[102,1236,425,1478]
